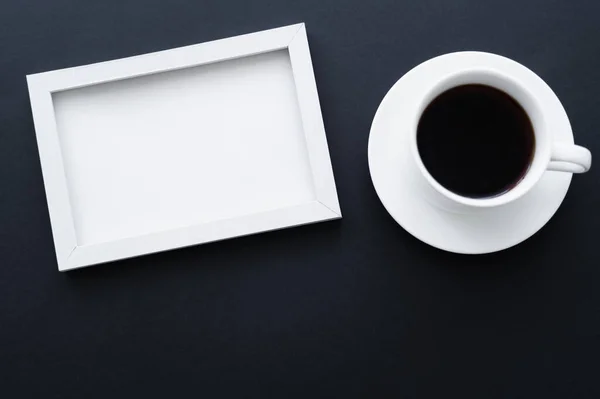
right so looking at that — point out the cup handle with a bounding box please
[547,143,592,173]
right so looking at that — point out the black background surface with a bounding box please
[1,0,599,397]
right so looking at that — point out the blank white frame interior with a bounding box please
[27,23,341,271]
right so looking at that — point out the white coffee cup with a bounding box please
[407,52,592,213]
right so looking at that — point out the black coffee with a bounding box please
[417,84,535,198]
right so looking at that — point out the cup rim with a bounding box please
[409,68,551,208]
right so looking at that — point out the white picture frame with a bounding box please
[27,23,341,271]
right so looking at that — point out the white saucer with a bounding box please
[368,52,573,254]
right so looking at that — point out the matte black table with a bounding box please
[1,0,599,397]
